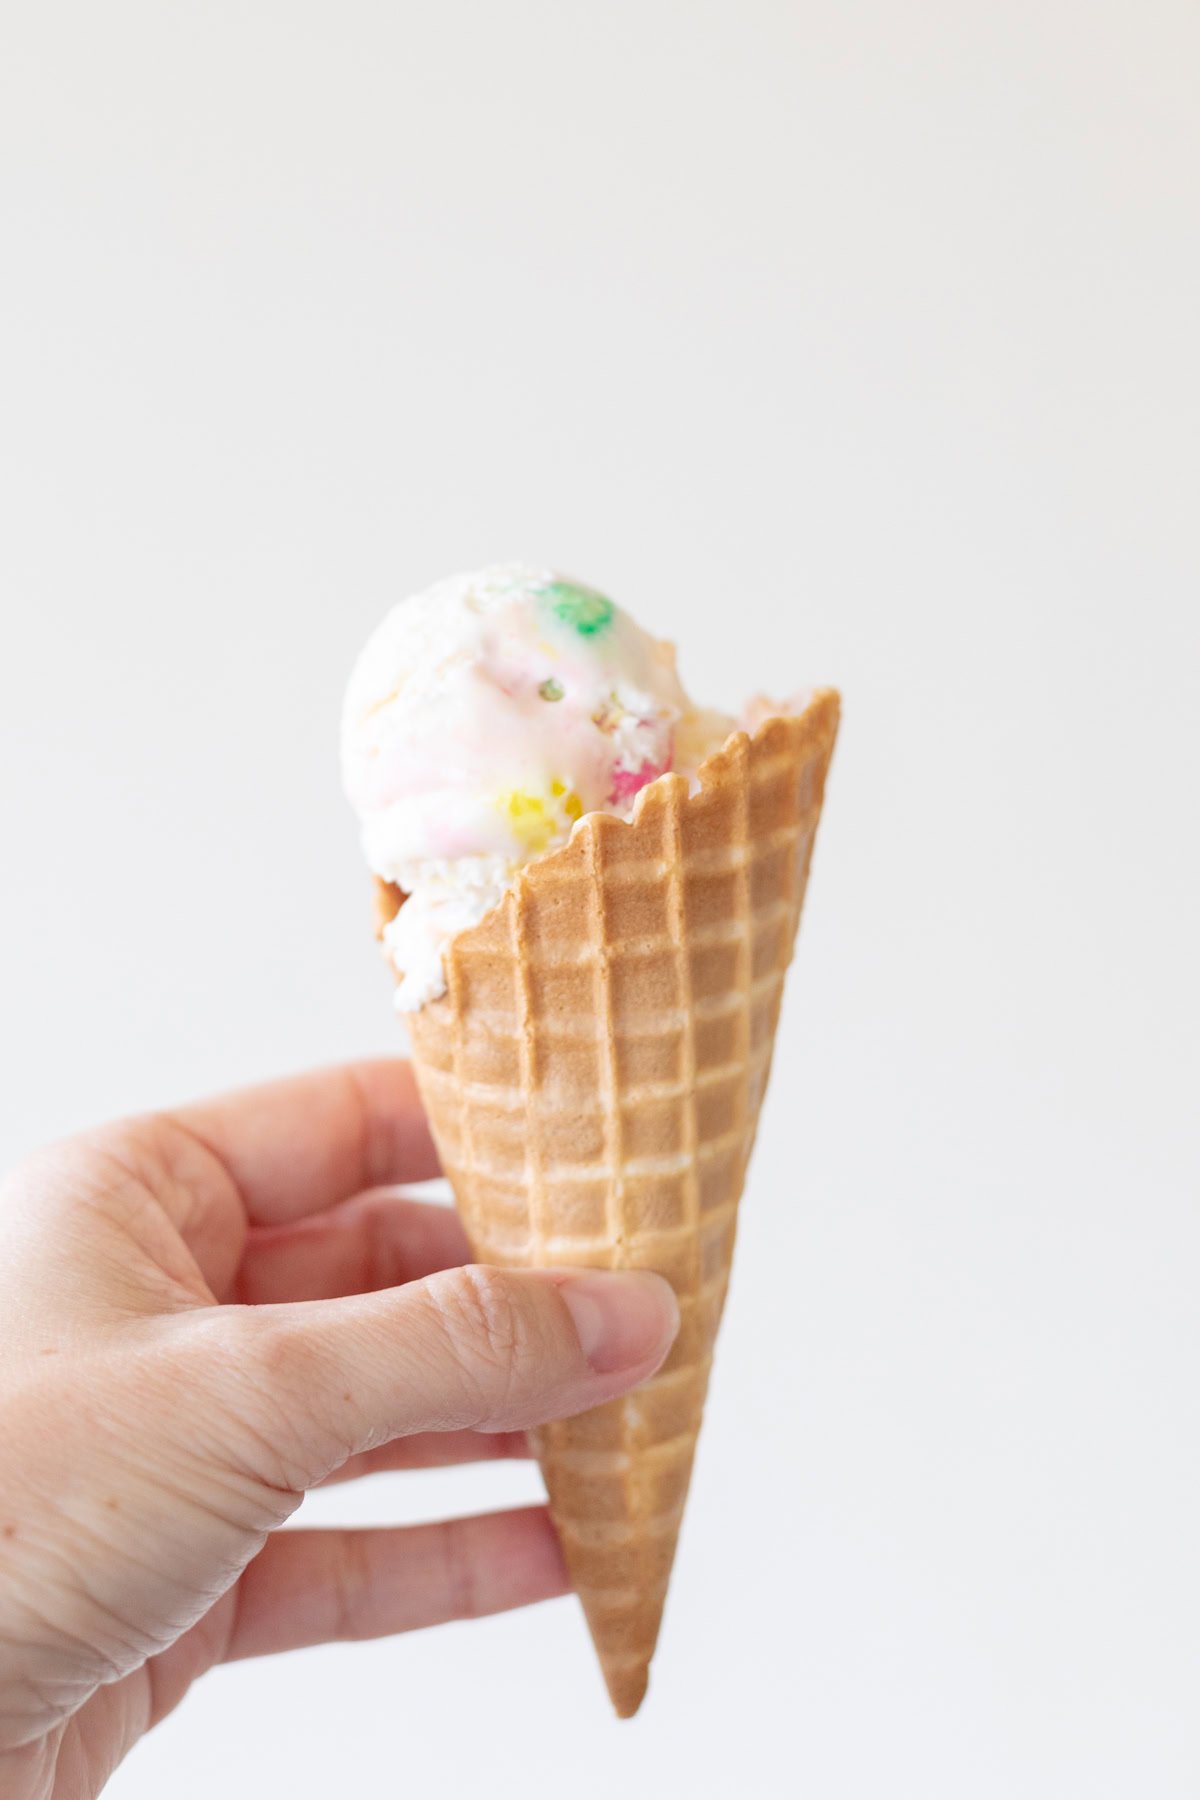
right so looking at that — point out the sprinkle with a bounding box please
[539,579,616,637]
[539,677,565,702]
[499,790,556,855]
[499,782,583,854]
[608,759,666,805]
[592,693,625,734]
[551,779,584,821]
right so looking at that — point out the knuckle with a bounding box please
[173,1309,326,1494]
[420,1266,538,1427]
[427,1265,521,1361]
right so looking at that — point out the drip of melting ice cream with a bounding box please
[341,564,734,1010]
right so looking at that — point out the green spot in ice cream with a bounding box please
[538,676,565,702]
[540,580,616,638]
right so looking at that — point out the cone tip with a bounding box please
[605,1660,650,1719]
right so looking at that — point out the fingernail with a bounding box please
[558,1272,681,1375]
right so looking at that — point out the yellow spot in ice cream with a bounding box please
[499,790,556,854]
[499,783,583,854]
[551,779,583,821]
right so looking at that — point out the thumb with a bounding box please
[180,1266,680,1489]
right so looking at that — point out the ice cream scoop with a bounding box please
[342,564,733,1008]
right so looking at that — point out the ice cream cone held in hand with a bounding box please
[343,565,839,1715]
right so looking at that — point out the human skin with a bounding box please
[0,1060,679,1799]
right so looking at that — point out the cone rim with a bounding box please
[377,686,840,987]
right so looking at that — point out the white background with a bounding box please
[2,3,1198,1796]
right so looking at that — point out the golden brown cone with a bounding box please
[378,689,839,1716]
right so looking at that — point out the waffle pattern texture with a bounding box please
[383,689,839,1716]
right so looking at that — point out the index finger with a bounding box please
[171,1059,439,1226]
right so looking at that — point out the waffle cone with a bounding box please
[378,689,839,1716]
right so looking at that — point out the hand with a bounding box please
[0,1061,679,1800]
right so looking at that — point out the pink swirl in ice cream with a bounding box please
[342,564,733,1009]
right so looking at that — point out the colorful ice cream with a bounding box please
[341,563,734,1009]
